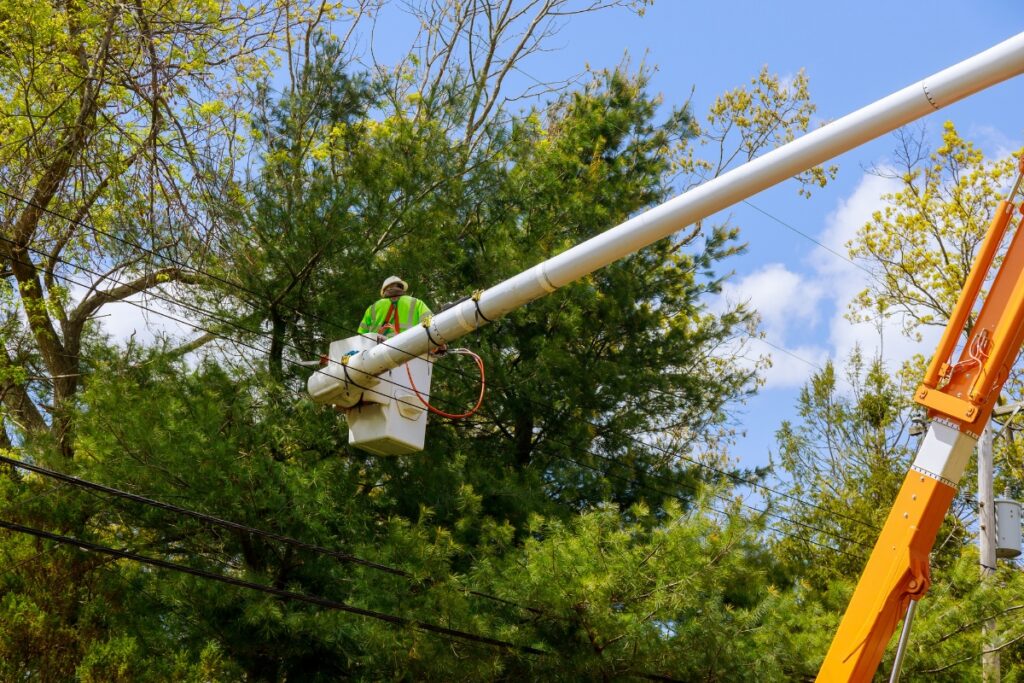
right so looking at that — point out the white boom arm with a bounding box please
[309,32,1024,407]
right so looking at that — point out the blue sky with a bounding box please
[524,1,1024,467]
[101,1,1024,470]
[360,0,1024,467]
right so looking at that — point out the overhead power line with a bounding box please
[0,452,551,616]
[743,199,876,278]
[0,478,72,581]
[0,451,861,674]
[0,514,689,681]
[0,516,548,656]
[0,454,404,574]
[0,446,864,683]
[750,336,823,371]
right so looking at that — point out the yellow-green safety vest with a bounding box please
[357,296,432,337]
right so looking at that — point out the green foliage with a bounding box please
[474,499,816,681]
[0,3,848,679]
[771,350,928,585]
[849,124,1024,337]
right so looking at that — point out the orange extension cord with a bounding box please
[380,305,485,419]
[406,349,486,419]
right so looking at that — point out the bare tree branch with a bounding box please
[69,267,202,329]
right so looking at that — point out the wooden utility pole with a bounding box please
[979,421,999,683]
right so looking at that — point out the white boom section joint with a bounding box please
[912,420,978,488]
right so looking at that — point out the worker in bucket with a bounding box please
[358,276,433,340]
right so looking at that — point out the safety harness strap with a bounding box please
[378,301,401,337]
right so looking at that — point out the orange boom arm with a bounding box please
[818,161,1024,682]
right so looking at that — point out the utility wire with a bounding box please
[0,452,552,615]
[737,201,927,381]
[0,453,405,575]
[0,442,863,666]
[0,516,549,656]
[0,447,862,650]
[0,350,867,574]
[0,512,690,681]
[749,335,824,371]
[743,200,876,278]
[0,477,70,581]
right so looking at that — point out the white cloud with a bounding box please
[966,123,1022,161]
[813,171,899,279]
[723,171,940,393]
[61,278,279,372]
[812,173,938,380]
[65,281,208,358]
[804,127,1019,383]
[777,72,798,95]
[718,262,823,340]
[99,293,197,346]
[752,338,830,389]
[715,264,828,387]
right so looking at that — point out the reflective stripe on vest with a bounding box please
[404,297,417,330]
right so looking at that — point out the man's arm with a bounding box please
[416,298,432,319]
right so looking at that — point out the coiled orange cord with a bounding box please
[380,311,485,419]
[406,349,486,419]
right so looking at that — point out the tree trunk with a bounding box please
[514,411,534,469]
[269,308,286,380]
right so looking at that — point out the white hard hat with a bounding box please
[380,276,408,296]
